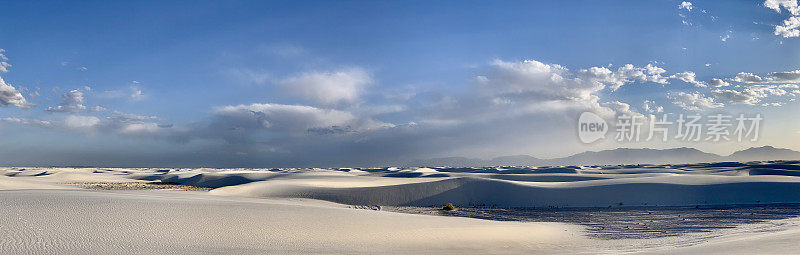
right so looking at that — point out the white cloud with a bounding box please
[730,72,765,83]
[671,71,706,87]
[278,68,371,107]
[100,112,167,136]
[764,69,800,83]
[668,92,724,111]
[642,100,664,113]
[727,69,800,84]
[482,60,602,100]
[711,89,762,105]
[710,85,789,105]
[4,111,171,138]
[0,49,10,73]
[64,115,101,129]
[707,78,730,87]
[46,89,105,113]
[678,1,717,26]
[679,1,694,11]
[481,60,668,103]
[601,101,643,117]
[578,64,669,91]
[0,50,32,109]
[748,85,789,96]
[353,104,407,116]
[0,76,32,109]
[130,86,144,101]
[765,0,800,14]
[212,103,393,136]
[720,30,733,41]
[422,60,673,127]
[776,16,800,37]
[95,85,146,101]
[764,0,800,37]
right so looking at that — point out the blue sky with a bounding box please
[1,0,800,167]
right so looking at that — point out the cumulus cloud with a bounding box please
[0,76,32,109]
[671,71,706,87]
[711,89,763,105]
[601,101,643,117]
[6,58,685,159]
[278,68,371,107]
[707,78,730,87]
[419,59,678,127]
[8,56,793,166]
[480,60,668,104]
[211,103,393,136]
[727,70,800,84]
[711,85,791,105]
[776,16,800,37]
[577,63,669,91]
[480,60,602,101]
[765,0,800,14]
[0,51,32,109]
[423,59,673,129]
[679,1,693,11]
[764,0,800,37]
[765,69,800,83]
[730,72,764,83]
[668,92,724,111]
[46,89,106,113]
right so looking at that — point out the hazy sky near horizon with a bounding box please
[1,0,800,167]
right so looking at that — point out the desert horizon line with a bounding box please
[1,145,794,169]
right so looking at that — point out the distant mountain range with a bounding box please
[406,146,800,167]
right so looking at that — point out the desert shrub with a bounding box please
[442,203,456,211]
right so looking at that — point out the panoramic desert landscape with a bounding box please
[4,0,800,253]
[4,160,800,254]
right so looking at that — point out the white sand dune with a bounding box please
[0,189,584,254]
[208,174,800,207]
[3,162,800,253]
